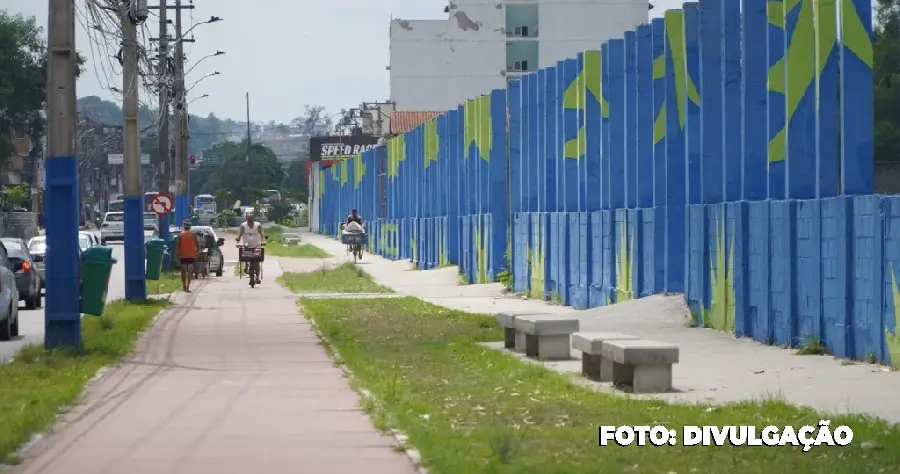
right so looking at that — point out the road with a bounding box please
[0,231,126,362]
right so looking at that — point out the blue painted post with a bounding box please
[490,89,507,280]
[601,43,612,210]
[816,0,839,198]
[722,1,742,201]
[448,109,461,263]
[44,152,81,349]
[509,79,523,217]
[539,69,553,212]
[767,0,787,199]
[528,72,541,213]
[608,39,626,211]
[545,67,559,212]
[684,3,702,207]
[575,53,587,212]
[636,24,654,209]
[651,18,666,208]
[624,31,638,209]
[785,0,816,199]
[742,0,768,200]
[584,49,603,212]
[552,62,564,213]
[840,0,874,195]
[664,9,687,293]
[699,0,723,204]
[562,57,580,211]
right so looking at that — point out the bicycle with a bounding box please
[237,243,265,288]
[340,224,366,263]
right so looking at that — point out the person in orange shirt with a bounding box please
[175,220,200,292]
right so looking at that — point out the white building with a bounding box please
[389,0,651,111]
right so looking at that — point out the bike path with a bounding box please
[13,247,415,474]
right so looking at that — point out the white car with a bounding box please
[100,212,158,245]
[197,208,217,226]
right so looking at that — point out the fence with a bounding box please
[311,1,895,365]
[0,212,39,240]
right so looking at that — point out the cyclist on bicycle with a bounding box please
[346,209,363,227]
[235,212,265,285]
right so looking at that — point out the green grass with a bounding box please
[0,298,169,464]
[266,243,331,258]
[300,297,900,474]
[148,271,182,295]
[278,263,392,294]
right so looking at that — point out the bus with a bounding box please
[108,199,124,213]
[144,192,159,211]
[262,189,282,204]
[194,194,216,213]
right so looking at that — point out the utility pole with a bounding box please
[122,0,147,301]
[173,0,188,224]
[45,0,81,349]
[156,0,171,267]
[246,92,251,161]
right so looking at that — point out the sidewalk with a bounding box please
[13,247,416,474]
[299,231,900,423]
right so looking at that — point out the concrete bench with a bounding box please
[601,339,679,393]
[571,332,639,381]
[495,311,550,352]
[282,233,301,245]
[514,315,579,360]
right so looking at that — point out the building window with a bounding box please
[506,41,538,72]
[505,3,538,37]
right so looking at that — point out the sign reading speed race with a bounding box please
[309,135,379,161]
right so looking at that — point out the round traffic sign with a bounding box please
[151,193,174,216]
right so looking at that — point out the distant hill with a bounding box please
[76,96,237,155]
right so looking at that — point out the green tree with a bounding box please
[282,159,309,202]
[0,13,84,168]
[191,141,284,204]
[875,0,900,162]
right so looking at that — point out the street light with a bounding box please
[185,51,225,76]
[187,94,209,106]
[177,16,223,45]
[186,71,220,93]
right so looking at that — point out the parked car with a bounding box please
[100,212,158,245]
[79,231,100,247]
[1,238,42,309]
[27,236,47,286]
[0,241,20,340]
[189,226,225,277]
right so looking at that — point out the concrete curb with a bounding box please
[305,316,428,474]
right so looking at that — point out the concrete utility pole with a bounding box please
[122,0,147,301]
[44,0,81,349]
[156,0,171,266]
[173,0,188,224]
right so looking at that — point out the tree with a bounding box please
[0,12,85,168]
[290,104,333,136]
[282,160,308,202]
[875,0,900,162]
[190,140,284,205]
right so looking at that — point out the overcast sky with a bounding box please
[1,0,679,124]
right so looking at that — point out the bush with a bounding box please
[266,201,292,223]
[216,209,236,227]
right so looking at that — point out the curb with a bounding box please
[306,317,428,474]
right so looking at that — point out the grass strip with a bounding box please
[0,298,170,464]
[279,263,392,294]
[265,243,331,258]
[148,271,182,295]
[300,297,900,474]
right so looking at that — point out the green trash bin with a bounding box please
[81,246,117,316]
[145,238,166,280]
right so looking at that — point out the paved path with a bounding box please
[299,231,900,423]
[13,245,416,474]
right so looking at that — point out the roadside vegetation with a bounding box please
[279,263,391,294]
[0,298,169,464]
[300,297,900,473]
[148,271,182,295]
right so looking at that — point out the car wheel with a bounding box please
[101,239,107,245]
[24,293,36,310]
[34,289,42,309]
[10,311,18,338]
[0,315,10,341]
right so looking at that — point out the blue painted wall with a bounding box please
[314,2,897,367]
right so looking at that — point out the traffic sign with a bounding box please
[150,193,174,216]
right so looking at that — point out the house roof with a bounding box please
[389,111,443,135]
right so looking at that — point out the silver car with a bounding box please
[0,241,20,340]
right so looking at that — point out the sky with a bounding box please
[1,0,680,124]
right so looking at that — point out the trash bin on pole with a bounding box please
[81,246,117,316]
[145,238,166,280]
